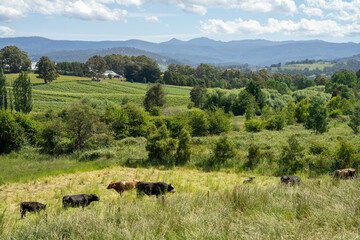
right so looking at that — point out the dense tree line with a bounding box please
[56,62,90,77]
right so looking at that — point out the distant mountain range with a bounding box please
[1,36,360,66]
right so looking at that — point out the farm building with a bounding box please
[104,70,122,78]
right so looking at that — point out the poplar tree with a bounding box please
[0,69,7,110]
[13,71,33,113]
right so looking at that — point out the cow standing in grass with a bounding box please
[62,194,99,208]
[137,182,176,198]
[107,179,140,196]
[281,176,303,185]
[20,202,46,218]
[333,168,356,179]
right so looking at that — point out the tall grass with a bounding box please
[1,167,360,239]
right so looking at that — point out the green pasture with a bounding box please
[1,165,360,239]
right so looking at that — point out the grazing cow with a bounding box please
[333,168,356,179]
[243,177,255,183]
[62,194,99,208]
[137,182,176,198]
[20,202,46,218]
[281,176,303,185]
[107,179,140,196]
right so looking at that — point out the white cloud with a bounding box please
[0,0,298,23]
[0,0,128,22]
[303,0,360,22]
[0,26,14,37]
[145,16,159,22]
[200,17,360,37]
[235,0,297,15]
[299,4,323,17]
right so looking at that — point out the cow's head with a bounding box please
[90,194,100,201]
[107,183,116,189]
[281,176,290,183]
[349,169,356,177]
[167,184,176,193]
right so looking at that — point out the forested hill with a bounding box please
[31,47,181,65]
[1,37,360,66]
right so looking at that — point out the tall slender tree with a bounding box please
[0,69,7,110]
[13,71,33,113]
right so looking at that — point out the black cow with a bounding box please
[62,194,100,208]
[20,202,46,218]
[281,176,303,185]
[243,177,255,183]
[137,182,175,197]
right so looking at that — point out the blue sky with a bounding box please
[0,0,359,43]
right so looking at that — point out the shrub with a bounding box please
[103,103,149,139]
[143,83,166,112]
[0,109,24,153]
[294,98,309,123]
[162,114,188,138]
[245,143,261,169]
[265,113,286,131]
[213,135,236,163]
[150,106,162,116]
[285,100,296,125]
[329,109,342,118]
[39,121,74,155]
[207,108,232,135]
[348,102,360,134]
[65,102,102,150]
[176,128,192,164]
[245,119,263,132]
[332,139,354,170]
[189,109,209,136]
[278,135,305,174]
[187,102,194,109]
[146,125,177,162]
[13,112,41,145]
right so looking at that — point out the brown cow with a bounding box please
[107,179,140,196]
[333,168,356,179]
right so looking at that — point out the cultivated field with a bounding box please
[5,74,191,113]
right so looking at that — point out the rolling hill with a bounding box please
[1,37,360,66]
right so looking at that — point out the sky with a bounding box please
[0,0,360,43]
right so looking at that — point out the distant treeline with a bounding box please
[55,54,360,95]
[56,62,90,77]
[269,59,360,78]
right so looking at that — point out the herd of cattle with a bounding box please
[19,168,356,218]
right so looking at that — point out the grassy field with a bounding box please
[5,73,191,113]
[1,166,360,239]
